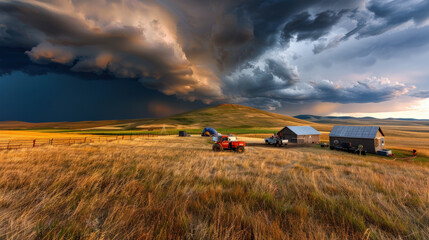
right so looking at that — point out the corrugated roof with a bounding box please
[286,126,321,135]
[329,126,383,139]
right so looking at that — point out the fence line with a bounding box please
[0,134,169,151]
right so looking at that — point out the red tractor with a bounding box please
[212,135,246,153]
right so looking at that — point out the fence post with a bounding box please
[7,141,10,150]
[51,138,53,145]
[33,139,36,147]
[84,137,87,143]
[69,138,71,145]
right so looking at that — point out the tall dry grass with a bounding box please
[0,130,93,141]
[0,136,428,239]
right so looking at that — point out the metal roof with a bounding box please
[329,126,383,139]
[286,126,321,135]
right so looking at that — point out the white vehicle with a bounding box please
[213,134,236,142]
[265,136,288,147]
[212,133,224,142]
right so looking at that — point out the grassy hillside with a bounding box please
[133,104,315,129]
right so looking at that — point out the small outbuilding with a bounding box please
[329,126,385,154]
[277,126,321,144]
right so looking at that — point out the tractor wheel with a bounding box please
[275,141,280,147]
[213,144,223,152]
[236,146,245,153]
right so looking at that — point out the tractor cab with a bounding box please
[218,136,229,149]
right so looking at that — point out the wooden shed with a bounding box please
[277,126,321,144]
[329,126,385,154]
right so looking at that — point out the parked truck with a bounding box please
[265,135,288,147]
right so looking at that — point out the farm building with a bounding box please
[277,126,321,144]
[329,126,385,154]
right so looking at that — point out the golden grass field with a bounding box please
[0,130,92,140]
[0,133,428,240]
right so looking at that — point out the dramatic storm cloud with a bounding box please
[282,10,348,43]
[1,0,429,120]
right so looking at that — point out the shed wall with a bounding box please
[297,135,320,144]
[375,131,385,150]
[329,137,377,153]
[278,128,297,142]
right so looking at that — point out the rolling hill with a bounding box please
[295,115,429,126]
[132,104,315,129]
[0,104,315,130]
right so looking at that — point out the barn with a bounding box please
[329,126,385,154]
[277,126,321,144]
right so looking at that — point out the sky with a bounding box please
[1,0,429,122]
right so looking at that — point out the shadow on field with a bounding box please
[247,142,318,149]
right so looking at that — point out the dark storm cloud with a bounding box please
[168,0,363,72]
[0,46,84,77]
[223,54,411,109]
[308,79,409,103]
[228,77,411,110]
[325,0,429,45]
[0,12,41,48]
[225,57,299,97]
[322,25,429,68]
[282,10,347,43]
[234,78,411,110]
[311,0,429,54]
[0,0,425,114]
[0,46,126,82]
[211,12,254,47]
[357,0,429,38]
[0,47,38,75]
[0,0,223,102]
